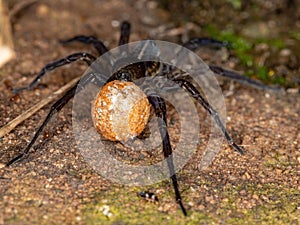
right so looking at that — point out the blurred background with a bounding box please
[2,0,300,89]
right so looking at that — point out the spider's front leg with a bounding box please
[147,95,187,216]
[60,21,131,56]
[174,79,244,155]
[60,36,109,56]
[13,52,96,93]
[6,84,77,166]
[118,21,131,46]
[6,71,102,166]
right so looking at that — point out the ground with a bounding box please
[0,0,299,224]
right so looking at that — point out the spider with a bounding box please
[6,21,281,216]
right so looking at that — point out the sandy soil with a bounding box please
[0,0,299,224]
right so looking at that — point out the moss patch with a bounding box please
[82,183,299,225]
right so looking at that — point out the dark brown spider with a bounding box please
[6,21,281,216]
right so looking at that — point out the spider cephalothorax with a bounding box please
[6,21,281,216]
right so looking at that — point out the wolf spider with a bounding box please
[6,21,280,216]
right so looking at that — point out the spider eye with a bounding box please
[116,71,132,81]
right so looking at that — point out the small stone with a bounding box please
[239,189,247,196]
[205,195,216,204]
[252,194,259,200]
[198,205,205,210]
[242,172,252,179]
[287,88,299,94]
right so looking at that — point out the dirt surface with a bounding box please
[0,0,299,224]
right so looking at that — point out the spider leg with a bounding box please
[6,71,102,167]
[174,79,244,155]
[182,38,282,91]
[60,36,109,56]
[118,21,131,46]
[209,65,284,92]
[13,52,96,93]
[6,83,78,166]
[182,37,231,51]
[148,95,187,216]
[60,21,131,55]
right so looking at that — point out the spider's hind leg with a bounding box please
[182,37,283,92]
[182,37,231,51]
[209,65,284,92]
[174,79,244,155]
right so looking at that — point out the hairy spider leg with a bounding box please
[148,95,187,216]
[118,21,131,46]
[60,36,109,56]
[6,84,77,166]
[182,38,282,91]
[182,37,232,50]
[208,65,283,92]
[6,64,103,166]
[13,53,96,94]
[60,21,131,57]
[174,79,244,155]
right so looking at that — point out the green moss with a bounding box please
[205,25,254,67]
[220,184,299,225]
[204,25,289,86]
[81,182,299,225]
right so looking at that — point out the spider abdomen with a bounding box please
[92,80,150,141]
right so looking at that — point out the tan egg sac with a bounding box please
[92,80,151,141]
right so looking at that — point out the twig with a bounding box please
[0,76,80,138]
[9,0,39,21]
